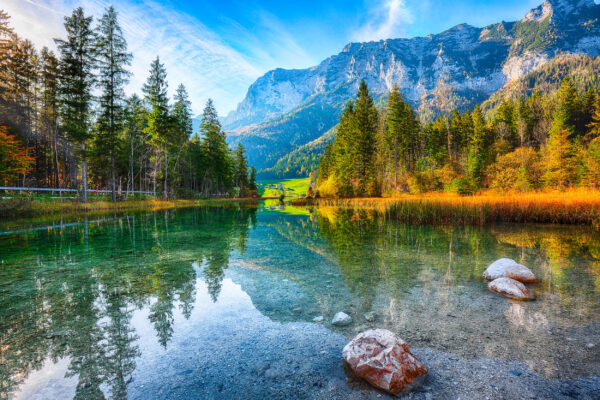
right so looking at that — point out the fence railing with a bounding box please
[0,187,154,195]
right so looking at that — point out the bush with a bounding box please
[488,147,544,191]
[408,170,442,194]
[446,177,476,195]
[316,176,338,198]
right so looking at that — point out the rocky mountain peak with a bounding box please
[523,0,597,22]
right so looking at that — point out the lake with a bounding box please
[1,204,599,399]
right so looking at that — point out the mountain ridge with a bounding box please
[216,0,600,172]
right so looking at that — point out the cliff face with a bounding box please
[220,0,600,170]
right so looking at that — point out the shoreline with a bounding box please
[292,190,600,228]
[0,197,263,219]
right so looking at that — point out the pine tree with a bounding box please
[55,7,96,201]
[467,105,489,185]
[249,166,257,194]
[0,10,13,113]
[172,84,192,142]
[189,132,204,193]
[554,76,582,136]
[586,95,600,142]
[494,100,517,147]
[200,99,231,196]
[95,6,132,201]
[122,94,147,195]
[581,88,596,133]
[544,127,576,188]
[582,137,600,189]
[142,57,170,199]
[40,47,60,188]
[234,143,249,196]
[352,80,378,195]
[171,84,193,192]
[332,102,355,196]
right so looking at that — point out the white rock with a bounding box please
[312,315,324,322]
[488,277,535,300]
[483,258,535,283]
[364,311,375,322]
[332,312,352,326]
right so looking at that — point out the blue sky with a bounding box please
[5,0,545,115]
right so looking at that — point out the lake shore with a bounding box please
[0,196,262,218]
[293,190,600,228]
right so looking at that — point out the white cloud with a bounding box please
[353,0,414,42]
[1,0,263,115]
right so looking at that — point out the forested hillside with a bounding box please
[316,79,600,196]
[260,127,336,179]
[0,7,256,200]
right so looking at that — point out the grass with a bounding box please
[258,177,311,199]
[293,190,600,228]
[0,192,262,218]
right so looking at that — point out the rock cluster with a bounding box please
[343,329,428,395]
[484,259,536,300]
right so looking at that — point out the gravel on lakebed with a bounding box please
[128,320,600,400]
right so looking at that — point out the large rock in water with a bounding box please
[488,277,536,300]
[483,258,536,283]
[342,329,428,395]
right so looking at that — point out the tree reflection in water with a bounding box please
[0,205,257,398]
[1,204,599,398]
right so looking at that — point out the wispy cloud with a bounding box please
[2,0,263,115]
[353,0,414,42]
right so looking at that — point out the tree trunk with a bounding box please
[81,142,88,202]
[52,126,60,193]
[111,156,116,202]
[163,141,168,200]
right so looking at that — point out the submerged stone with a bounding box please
[488,277,535,300]
[364,311,375,322]
[332,312,352,326]
[342,329,428,396]
[483,258,536,283]
[313,315,324,322]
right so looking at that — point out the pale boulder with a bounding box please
[343,329,428,395]
[488,277,535,300]
[332,312,352,326]
[483,258,536,283]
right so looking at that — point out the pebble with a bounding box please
[312,315,324,322]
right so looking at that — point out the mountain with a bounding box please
[482,53,600,112]
[222,0,600,173]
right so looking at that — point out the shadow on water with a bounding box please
[0,204,599,398]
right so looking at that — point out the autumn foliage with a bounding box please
[0,126,34,184]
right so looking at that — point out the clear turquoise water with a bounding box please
[1,205,599,399]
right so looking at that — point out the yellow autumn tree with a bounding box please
[543,128,576,188]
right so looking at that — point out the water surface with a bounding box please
[1,205,599,399]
